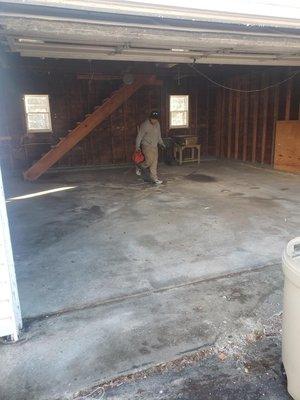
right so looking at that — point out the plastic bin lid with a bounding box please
[283,237,300,285]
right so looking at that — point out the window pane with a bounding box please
[27,113,51,131]
[170,96,188,112]
[25,95,50,113]
[171,111,188,127]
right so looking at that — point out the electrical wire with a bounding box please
[88,60,95,90]
[189,63,300,93]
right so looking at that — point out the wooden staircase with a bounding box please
[23,75,160,181]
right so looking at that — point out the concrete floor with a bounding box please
[0,263,286,400]
[4,161,299,318]
[1,160,299,399]
[102,332,290,400]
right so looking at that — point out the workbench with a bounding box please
[173,143,201,165]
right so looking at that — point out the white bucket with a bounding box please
[282,237,300,400]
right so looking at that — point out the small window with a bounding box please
[24,94,52,133]
[169,95,189,128]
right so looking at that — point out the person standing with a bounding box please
[136,111,165,184]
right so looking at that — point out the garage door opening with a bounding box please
[0,1,299,399]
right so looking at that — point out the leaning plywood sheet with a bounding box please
[274,121,300,173]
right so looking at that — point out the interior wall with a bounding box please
[0,60,213,171]
[213,68,300,165]
[2,58,298,173]
[0,66,161,169]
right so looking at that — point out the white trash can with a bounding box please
[282,237,300,400]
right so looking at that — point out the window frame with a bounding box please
[24,94,53,134]
[169,94,189,129]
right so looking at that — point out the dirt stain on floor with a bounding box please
[82,205,104,218]
[246,196,278,208]
[186,174,217,183]
[18,205,105,252]
[228,192,245,197]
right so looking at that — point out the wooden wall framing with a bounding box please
[1,60,299,171]
[212,69,300,165]
[0,64,212,169]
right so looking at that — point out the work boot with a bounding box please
[135,166,142,176]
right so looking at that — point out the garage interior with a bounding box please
[0,1,300,399]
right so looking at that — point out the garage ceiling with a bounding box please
[1,0,300,66]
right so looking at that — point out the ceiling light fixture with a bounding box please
[171,48,187,52]
[18,38,45,44]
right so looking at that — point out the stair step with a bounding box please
[23,74,153,181]
[102,98,109,103]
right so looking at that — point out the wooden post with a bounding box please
[215,90,222,158]
[220,88,226,158]
[242,77,249,162]
[251,75,259,163]
[195,85,198,141]
[227,80,234,159]
[205,82,210,157]
[271,84,280,166]
[285,78,292,121]
[123,102,128,162]
[261,74,269,164]
[234,79,241,159]
[160,84,166,138]
[109,115,115,164]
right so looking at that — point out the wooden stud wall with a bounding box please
[213,69,300,165]
[0,67,212,170]
[0,67,162,168]
[1,60,299,171]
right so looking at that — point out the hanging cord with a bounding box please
[88,60,95,92]
[86,60,95,113]
[189,63,300,93]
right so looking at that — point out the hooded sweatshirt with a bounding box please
[136,119,164,149]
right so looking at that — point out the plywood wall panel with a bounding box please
[274,121,300,172]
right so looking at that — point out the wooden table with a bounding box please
[173,143,201,165]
